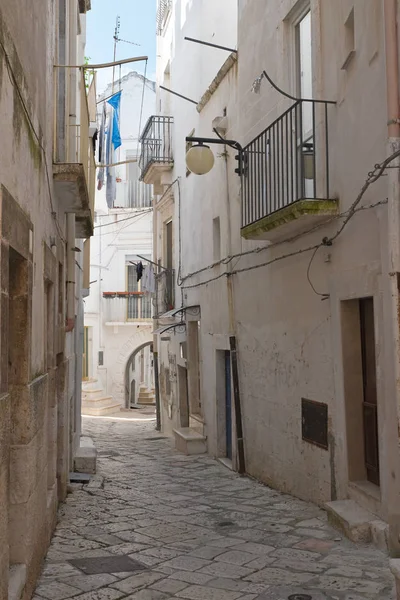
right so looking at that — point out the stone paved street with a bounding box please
[34,413,395,600]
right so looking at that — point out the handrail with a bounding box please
[103,291,145,297]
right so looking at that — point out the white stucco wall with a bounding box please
[154,0,396,517]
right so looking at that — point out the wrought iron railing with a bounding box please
[103,292,152,322]
[155,269,174,317]
[139,116,173,180]
[241,99,333,228]
[157,0,172,35]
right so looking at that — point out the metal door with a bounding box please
[225,351,232,460]
[359,298,380,486]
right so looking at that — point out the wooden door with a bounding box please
[359,298,380,486]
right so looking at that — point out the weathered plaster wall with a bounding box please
[0,1,89,597]
[156,0,394,518]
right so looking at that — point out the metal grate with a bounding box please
[69,555,147,575]
[301,398,328,450]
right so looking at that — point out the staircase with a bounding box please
[174,414,207,455]
[137,384,156,406]
[325,496,389,551]
[82,379,121,416]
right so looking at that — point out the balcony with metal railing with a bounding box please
[139,116,173,194]
[103,292,152,324]
[157,0,172,35]
[155,269,175,317]
[241,99,338,242]
[53,69,96,238]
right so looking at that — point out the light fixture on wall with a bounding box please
[186,143,215,175]
[302,142,314,180]
[185,129,244,176]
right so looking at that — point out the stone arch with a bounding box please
[124,340,153,408]
[112,327,153,405]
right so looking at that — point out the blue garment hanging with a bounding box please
[107,91,122,150]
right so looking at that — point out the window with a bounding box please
[296,10,312,97]
[342,8,355,70]
[295,9,314,197]
[126,259,152,320]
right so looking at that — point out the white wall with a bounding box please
[154,0,396,515]
[84,70,156,407]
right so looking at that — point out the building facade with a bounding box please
[0,0,95,597]
[83,71,156,415]
[144,0,400,552]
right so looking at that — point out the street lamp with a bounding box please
[185,130,244,176]
[186,143,215,175]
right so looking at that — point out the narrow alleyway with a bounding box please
[34,413,395,600]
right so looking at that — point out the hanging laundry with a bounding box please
[97,103,106,191]
[142,264,156,295]
[136,261,143,282]
[107,91,122,150]
[92,129,98,153]
[105,109,116,208]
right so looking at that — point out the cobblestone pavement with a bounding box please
[34,413,395,600]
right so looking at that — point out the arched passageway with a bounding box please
[124,341,154,408]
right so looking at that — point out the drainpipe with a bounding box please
[224,145,245,475]
[383,0,400,558]
[66,213,76,332]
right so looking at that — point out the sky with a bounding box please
[86,0,157,94]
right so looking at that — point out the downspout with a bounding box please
[224,143,245,474]
[383,0,400,557]
[66,213,76,332]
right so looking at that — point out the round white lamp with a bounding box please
[186,144,215,175]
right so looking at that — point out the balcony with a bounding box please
[53,70,96,238]
[139,116,173,194]
[157,0,172,35]
[241,99,338,242]
[103,292,152,324]
[155,269,175,317]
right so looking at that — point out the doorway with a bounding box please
[359,298,380,486]
[225,351,232,460]
[178,365,189,427]
[341,297,380,488]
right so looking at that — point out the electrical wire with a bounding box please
[306,246,329,300]
[94,208,153,229]
[0,39,66,242]
[181,197,390,291]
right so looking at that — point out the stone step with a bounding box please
[74,437,97,475]
[82,396,116,409]
[137,397,156,406]
[8,564,26,600]
[325,499,388,550]
[82,403,122,416]
[82,389,108,401]
[173,427,207,456]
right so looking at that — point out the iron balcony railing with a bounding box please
[103,292,152,322]
[157,0,172,35]
[155,269,175,317]
[139,116,173,180]
[241,99,334,228]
